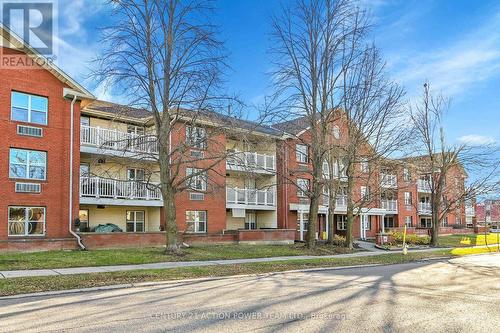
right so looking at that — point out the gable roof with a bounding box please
[83,100,152,119]
[0,24,94,99]
[273,116,310,135]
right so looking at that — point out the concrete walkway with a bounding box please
[0,247,452,279]
[355,240,385,252]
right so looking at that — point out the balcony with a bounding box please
[80,176,163,206]
[418,202,432,215]
[417,179,432,193]
[380,174,397,188]
[226,187,276,210]
[81,125,158,157]
[381,200,398,213]
[226,151,275,174]
[335,195,347,210]
[465,207,475,217]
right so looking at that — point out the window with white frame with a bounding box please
[186,125,207,149]
[337,215,347,230]
[296,144,308,163]
[11,91,48,125]
[186,168,207,191]
[360,158,369,173]
[322,161,330,179]
[8,206,45,236]
[384,216,395,229]
[126,211,145,232]
[297,178,309,197]
[186,210,207,233]
[403,168,411,182]
[297,213,310,232]
[405,216,412,227]
[404,192,412,205]
[9,148,47,180]
[332,125,340,139]
[361,186,369,201]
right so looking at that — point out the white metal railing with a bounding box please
[418,202,432,214]
[81,125,159,154]
[381,199,398,212]
[335,195,347,209]
[226,187,275,207]
[417,179,432,192]
[226,151,275,172]
[80,176,162,200]
[465,207,475,216]
[380,174,397,188]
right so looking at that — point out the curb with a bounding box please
[0,256,452,300]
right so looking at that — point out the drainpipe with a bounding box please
[69,95,85,250]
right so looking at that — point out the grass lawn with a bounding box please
[0,250,461,296]
[438,233,500,247]
[0,243,356,271]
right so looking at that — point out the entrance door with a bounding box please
[360,214,369,240]
[297,212,309,241]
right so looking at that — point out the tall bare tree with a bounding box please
[94,0,236,252]
[269,0,369,248]
[409,83,499,246]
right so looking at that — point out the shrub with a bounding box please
[390,231,430,245]
[332,234,347,247]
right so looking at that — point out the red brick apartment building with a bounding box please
[0,27,475,251]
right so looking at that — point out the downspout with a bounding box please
[69,95,85,250]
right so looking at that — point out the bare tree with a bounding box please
[269,0,370,248]
[409,83,499,247]
[93,0,239,252]
[327,46,406,249]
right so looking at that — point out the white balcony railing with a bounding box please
[81,125,159,154]
[417,179,432,192]
[226,151,275,172]
[226,187,275,207]
[418,202,432,214]
[381,200,398,213]
[335,195,347,209]
[80,176,162,201]
[465,207,475,217]
[380,174,397,188]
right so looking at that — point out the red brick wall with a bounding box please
[0,47,80,243]
[80,232,166,249]
[0,238,77,252]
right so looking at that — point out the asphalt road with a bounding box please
[1,253,499,333]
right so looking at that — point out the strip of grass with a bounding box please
[438,233,500,247]
[0,244,356,271]
[0,250,466,296]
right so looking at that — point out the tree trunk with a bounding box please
[430,194,440,247]
[346,203,354,250]
[164,188,179,253]
[307,195,319,248]
[327,195,335,244]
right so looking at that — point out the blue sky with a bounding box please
[53,0,499,146]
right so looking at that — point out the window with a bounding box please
[363,215,371,230]
[420,217,432,228]
[297,178,309,197]
[127,168,145,181]
[8,206,45,236]
[332,125,340,139]
[186,168,207,191]
[9,148,47,180]
[404,192,412,205]
[127,125,145,136]
[186,210,207,233]
[361,186,369,201]
[403,168,411,182]
[126,211,145,232]
[384,216,395,229]
[80,163,89,177]
[78,209,89,232]
[360,159,369,173]
[245,212,256,230]
[80,116,90,126]
[337,215,347,230]
[322,161,330,179]
[186,126,207,149]
[297,213,310,232]
[11,91,48,125]
[405,216,412,227]
[296,144,308,163]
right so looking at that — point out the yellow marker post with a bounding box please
[403,225,408,255]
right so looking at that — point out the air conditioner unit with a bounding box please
[15,182,41,193]
[189,192,205,201]
[17,125,43,137]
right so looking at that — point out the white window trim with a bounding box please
[403,168,411,182]
[404,192,412,205]
[360,159,369,173]
[332,125,340,139]
[11,91,48,125]
[186,167,207,191]
[126,210,145,232]
[296,144,308,163]
[8,206,46,236]
[297,178,309,197]
[186,125,207,150]
[186,210,207,233]
[405,216,413,227]
[336,215,347,230]
[9,148,47,181]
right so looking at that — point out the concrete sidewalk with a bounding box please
[0,247,453,279]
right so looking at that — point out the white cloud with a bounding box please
[457,135,497,146]
[389,8,500,98]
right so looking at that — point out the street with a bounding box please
[1,253,499,333]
